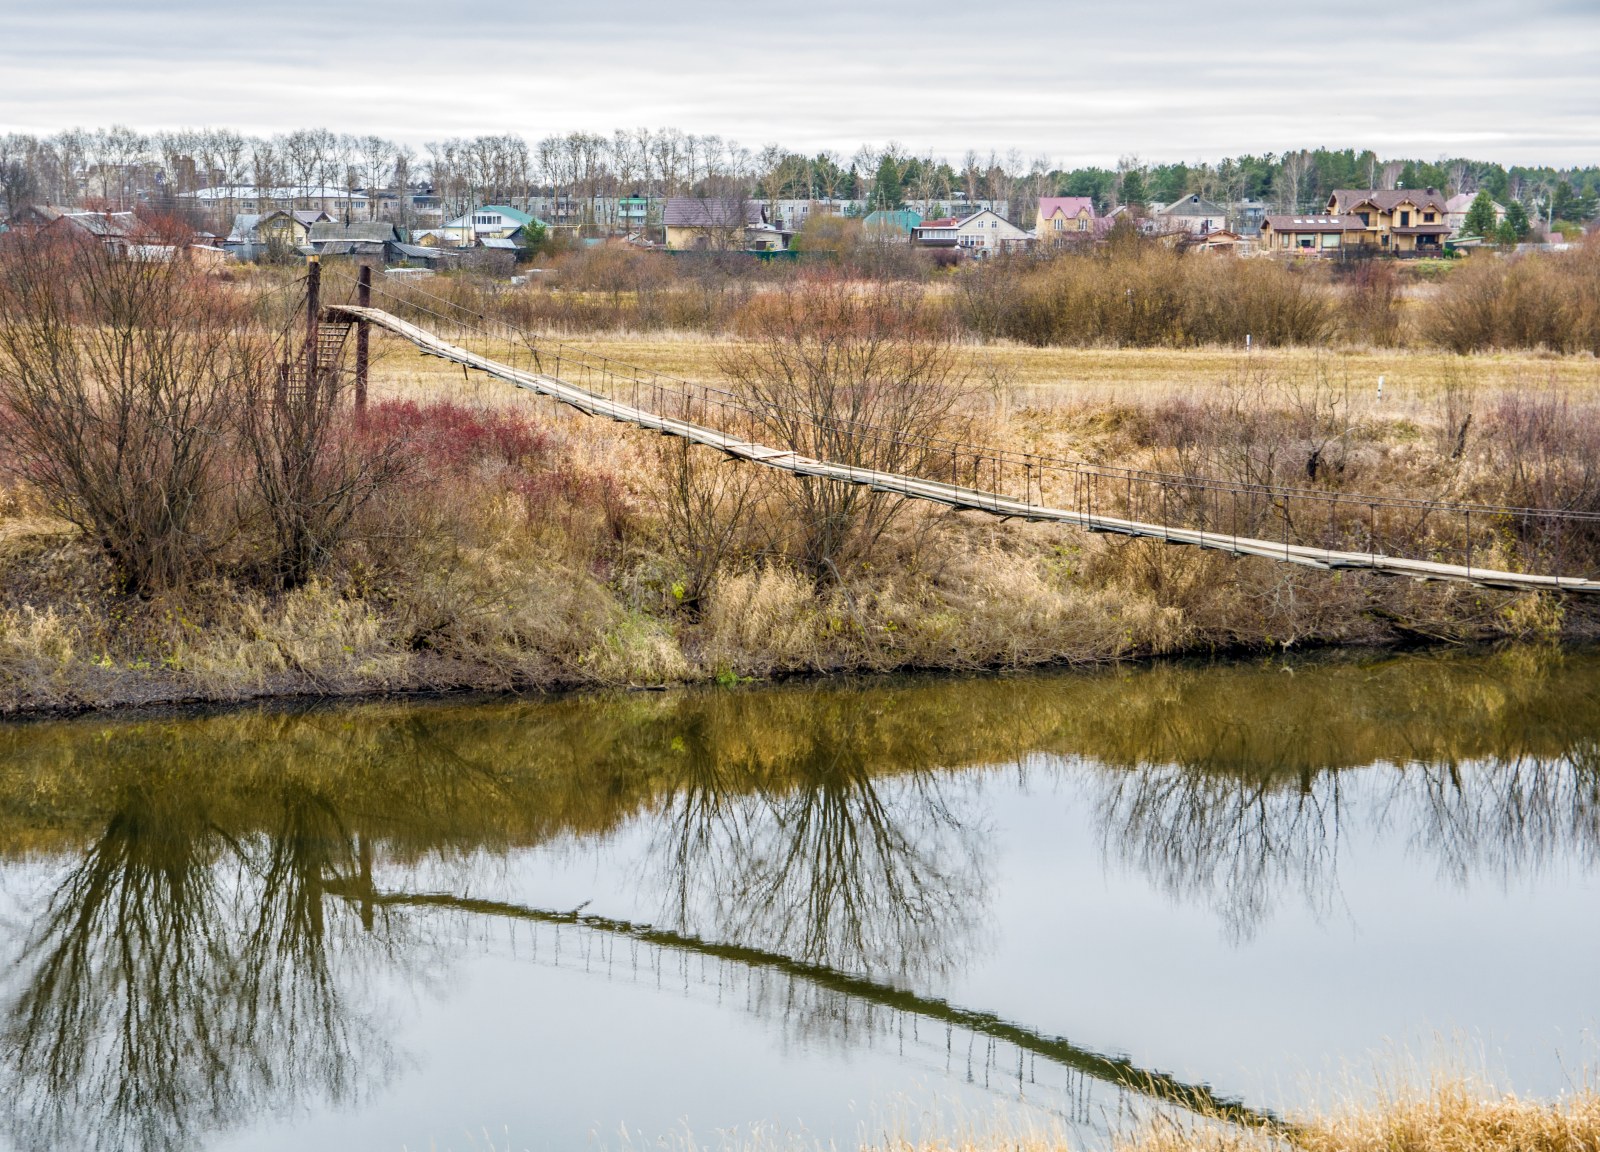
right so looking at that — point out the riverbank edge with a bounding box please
[3,629,1589,726]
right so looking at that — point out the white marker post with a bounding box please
[1377,375,1384,402]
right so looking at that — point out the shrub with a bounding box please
[960,241,1334,348]
[0,229,256,595]
[1427,241,1600,353]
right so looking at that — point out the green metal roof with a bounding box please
[862,209,923,233]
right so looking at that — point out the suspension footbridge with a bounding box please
[292,263,1600,596]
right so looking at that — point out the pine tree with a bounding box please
[1119,168,1148,212]
[1504,200,1531,239]
[1462,190,1496,238]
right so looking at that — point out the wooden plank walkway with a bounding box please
[332,304,1600,595]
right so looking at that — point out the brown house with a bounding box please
[1259,214,1368,255]
[5,205,142,249]
[1326,188,1452,253]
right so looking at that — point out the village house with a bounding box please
[862,208,923,239]
[1258,214,1367,255]
[1034,196,1097,245]
[304,220,449,268]
[439,204,542,247]
[662,198,788,251]
[1445,192,1506,236]
[1154,194,1228,235]
[5,205,142,250]
[306,220,400,257]
[1260,188,1455,256]
[912,208,1032,254]
[249,209,332,255]
[1182,228,1248,254]
[1325,188,1452,253]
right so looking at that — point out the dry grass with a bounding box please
[860,1076,1600,1152]
[371,329,1600,413]
[4,274,1600,715]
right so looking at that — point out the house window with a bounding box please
[1424,212,1435,223]
[1357,212,1370,225]
[1400,210,1411,227]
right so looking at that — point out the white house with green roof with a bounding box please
[440,204,545,246]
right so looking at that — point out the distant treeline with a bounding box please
[2,126,1597,229]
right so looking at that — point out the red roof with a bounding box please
[918,218,961,228]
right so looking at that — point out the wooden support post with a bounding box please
[305,255,321,394]
[355,263,371,413]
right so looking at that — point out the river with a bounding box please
[1,647,1597,1151]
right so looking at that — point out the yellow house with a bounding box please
[1325,188,1452,253]
[256,209,332,251]
[1035,196,1097,245]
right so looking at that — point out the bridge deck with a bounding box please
[332,304,1600,596]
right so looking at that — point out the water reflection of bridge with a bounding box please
[335,884,1282,1135]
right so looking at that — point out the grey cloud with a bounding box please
[0,0,1596,165]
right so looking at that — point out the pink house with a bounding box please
[1035,196,1098,245]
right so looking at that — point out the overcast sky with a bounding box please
[2,0,1596,167]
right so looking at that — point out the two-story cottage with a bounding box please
[439,205,542,247]
[1155,194,1228,235]
[1444,192,1506,236]
[913,209,1032,254]
[1326,188,1452,253]
[252,209,332,254]
[1034,196,1097,245]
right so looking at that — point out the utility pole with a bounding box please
[355,263,371,413]
[305,254,321,393]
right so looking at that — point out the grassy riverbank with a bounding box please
[5,342,1600,715]
[3,248,1600,716]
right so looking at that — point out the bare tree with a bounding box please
[648,437,761,613]
[718,278,972,581]
[238,313,407,590]
[1280,150,1312,212]
[0,229,255,594]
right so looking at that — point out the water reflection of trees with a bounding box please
[0,689,994,1150]
[4,647,1600,1144]
[1391,747,1600,885]
[1086,748,1600,942]
[1090,763,1347,944]
[646,695,987,982]
[0,780,406,1152]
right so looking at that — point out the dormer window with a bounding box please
[1399,211,1411,227]
[1357,212,1370,225]
[1424,212,1435,223]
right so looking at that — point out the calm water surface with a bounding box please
[2,648,1598,1151]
